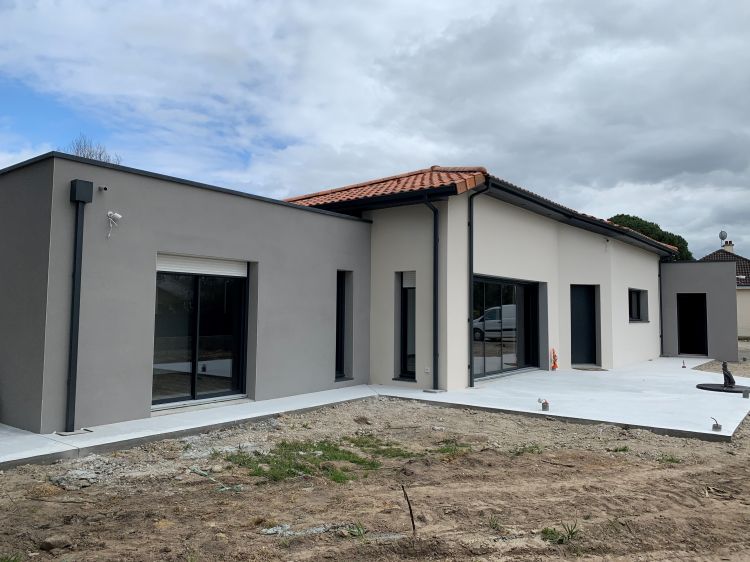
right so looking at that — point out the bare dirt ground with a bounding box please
[2,396,750,562]
[694,340,750,377]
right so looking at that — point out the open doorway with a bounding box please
[677,293,708,355]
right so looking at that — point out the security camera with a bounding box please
[107,211,123,221]
[98,185,109,192]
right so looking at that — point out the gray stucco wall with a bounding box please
[36,157,371,433]
[0,161,53,432]
[661,261,738,361]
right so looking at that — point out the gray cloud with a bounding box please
[0,0,748,257]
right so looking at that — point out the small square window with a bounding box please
[628,289,648,322]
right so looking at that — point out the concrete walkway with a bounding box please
[0,385,378,468]
[377,357,750,440]
[2,357,749,468]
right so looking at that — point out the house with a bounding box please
[700,241,750,338]
[0,154,736,434]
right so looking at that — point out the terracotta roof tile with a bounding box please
[699,248,750,286]
[285,166,488,207]
[286,165,677,255]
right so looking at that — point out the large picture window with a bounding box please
[153,271,246,404]
[472,276,539,378]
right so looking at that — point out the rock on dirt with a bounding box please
[39,535,72,551]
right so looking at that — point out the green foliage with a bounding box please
[511,442,543,456]
[608,214,693,260]
[348,521,367,537]
[0,554,25,562]
[541,521,580,544]
[344,435,416,458]
[606,445,630,453]
[225,440,379,483]
[657,453,682,464]
[434,439,471,457]
[488,514,502,531]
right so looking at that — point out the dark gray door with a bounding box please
[677,293,708,355]
[571,285,597,364]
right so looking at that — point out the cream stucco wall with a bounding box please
[367,191,664,391]
[465,193,662,372]
[739,288,750,338]
[366,204,439,388]
[609,242,661,366]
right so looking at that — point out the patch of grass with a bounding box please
[348,521,367,537]
[321,464,354,483]
[488,514,502,531]
[511,442,543,456]
[209,448,222,459]
[435,438,471,457]
[0,554,25,562]
[657,453,682,464]
[344,435,416,458]
[541,520,580,544]
[225,440,379,483]
[606,445,630,453]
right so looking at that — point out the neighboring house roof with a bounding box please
[286,166,487,207]
[699,249,750,287]
[285,165,678,256]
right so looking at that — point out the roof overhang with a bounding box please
[486,178,676,257]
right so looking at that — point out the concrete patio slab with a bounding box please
[1,385,377,468]
[0,424,77,466]
[375,357,750,440]
[2,357,748,469]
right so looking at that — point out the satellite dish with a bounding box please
[720,230,728,242]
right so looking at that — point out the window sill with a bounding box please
[392,376,418,383]
[629,319,650,323]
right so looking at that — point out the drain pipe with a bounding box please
[658,259,664,356]
[423,198,440,391]
[467,183,489,387]
[66,179,94,432]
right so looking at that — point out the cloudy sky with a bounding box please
[0,1,748,257]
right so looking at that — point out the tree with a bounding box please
[62,133,122,165]
[609,213,693,261]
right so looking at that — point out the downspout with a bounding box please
[658,259,664,356]
[66,179,94,432]
[467,182,490,387]
[423,198,440,391]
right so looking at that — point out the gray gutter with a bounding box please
[467,183,490,387]
[66,180,94,432]
[0,152,370,224]
[423,198,440,391]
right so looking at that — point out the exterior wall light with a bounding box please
[107,211,123,238]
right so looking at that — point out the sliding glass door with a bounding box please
[153,272,246,404]
[472,276,538,378]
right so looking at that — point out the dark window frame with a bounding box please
[335,270,348,379]
[399,285,417,379]
[472,275,539,379]
[628,288,648,322]
[152,270,248,405]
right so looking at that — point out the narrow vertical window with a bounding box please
[335,271,348,378]
[399,271,416,379]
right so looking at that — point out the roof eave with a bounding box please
[486,178,676,257]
